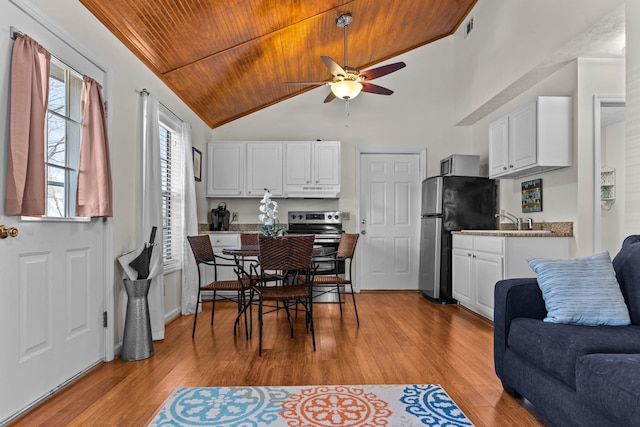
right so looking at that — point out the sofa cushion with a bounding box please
[527,252,630,326]
[576,353,640,427]
[612,235,640,324]
[508,318,640,388]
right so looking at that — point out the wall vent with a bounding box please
[464,16,474,39]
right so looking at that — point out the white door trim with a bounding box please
[355,148,427,290]
[593,95,625,254]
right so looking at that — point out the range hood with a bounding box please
[284,184,340,199]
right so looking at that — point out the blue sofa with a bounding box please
[494,235,640,427]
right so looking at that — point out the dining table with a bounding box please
[222,244,322,257]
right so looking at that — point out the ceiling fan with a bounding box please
[285,13,406,103]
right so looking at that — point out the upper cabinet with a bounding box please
[489,96,572,179]
[206,142,244,197]
[206,141,340,198]
[284,141,340,197]
[246,142,283,197]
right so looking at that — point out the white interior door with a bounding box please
[358,153,421,290]
[0,218,106,423]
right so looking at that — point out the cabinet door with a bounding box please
[206,142,244,197]
[246,142,283,196]
[474,251,504,319]
[314,142,340,185]
[285,143,312,185]
[508,101,537,171]
[452,248,474,308]
[489,116,509,177]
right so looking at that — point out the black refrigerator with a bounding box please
[419,175,496,302]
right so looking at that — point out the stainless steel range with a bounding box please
[287,211,344,302]
[287,210,344,275]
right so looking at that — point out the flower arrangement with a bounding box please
[259,189,285,236]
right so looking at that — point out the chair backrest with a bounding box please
[336,233,359,259]
[258,235,315,271]
[240,232,259,246]
[187,235,215,264]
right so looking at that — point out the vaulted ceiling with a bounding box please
[79,0,477,128]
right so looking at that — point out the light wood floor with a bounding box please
[9,291,547,426]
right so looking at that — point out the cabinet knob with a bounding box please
[509,165,514,168]
[503,167,507,171]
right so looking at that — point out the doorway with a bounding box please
[593,96,625,255]
[357,151,425,290]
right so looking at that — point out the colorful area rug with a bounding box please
[149,384,474,426]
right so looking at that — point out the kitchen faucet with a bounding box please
[495,212,533,230]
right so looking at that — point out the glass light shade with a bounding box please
[331,80,362,100]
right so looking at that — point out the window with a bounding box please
[159,105,184,272]
[46,58,83,217]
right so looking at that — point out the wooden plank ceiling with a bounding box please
[79,0,477,128]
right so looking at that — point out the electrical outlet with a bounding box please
[342,211,350,220]
[232,212,238,222]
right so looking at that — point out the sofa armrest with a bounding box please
[494,278,546,380]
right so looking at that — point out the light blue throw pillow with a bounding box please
[527,252,630,326]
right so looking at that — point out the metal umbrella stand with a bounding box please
[118,227,157,361]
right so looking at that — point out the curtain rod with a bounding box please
[9,20,106,75]
[139,88,183,124]
[11,26,87,81]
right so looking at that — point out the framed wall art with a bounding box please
[192,147,202,182]
[521,178,542,212]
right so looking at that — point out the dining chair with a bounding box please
[252,234,316,356]
[240,232,259,246]
[187,235,251,339]
[303,233,360,325]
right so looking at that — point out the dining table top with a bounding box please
[222,244,322,257]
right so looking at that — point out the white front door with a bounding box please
[0,218,106,423]
[358,153,422,290]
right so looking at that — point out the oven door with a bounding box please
[312,237,344,274]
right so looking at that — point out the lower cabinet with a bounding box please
[452,234,571,320]
[202,234,241,290]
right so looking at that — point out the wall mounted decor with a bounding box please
[522,178,542,212]
[192,147,202,182]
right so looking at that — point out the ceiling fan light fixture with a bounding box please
[331,80,362,100]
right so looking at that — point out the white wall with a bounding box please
[208,36,475,233]
[453,0,625,124]
[626,0,640,237]
[4,0,213,346]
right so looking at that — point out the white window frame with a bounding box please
[159,105,184,273]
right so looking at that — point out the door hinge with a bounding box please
[102,311,108,328]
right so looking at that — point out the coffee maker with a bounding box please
[209,202,230,231]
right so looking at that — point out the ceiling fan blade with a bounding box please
[360,62,406,80]
[284,81,327,86]
[323,91,337,103]
[361,82,394,95]
[321,56,346,77]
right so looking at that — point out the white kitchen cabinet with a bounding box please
[207,141,338,198]
[489,96,572,179]
[206,142,244,197]
[452,234,571,319]
[245,142,283,197]
[284,141,340,197]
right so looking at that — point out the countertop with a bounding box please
[198,223,264,234]
[452,221,573,237]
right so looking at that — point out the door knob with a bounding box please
[361,230,366,235]
[0,225,18,239]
